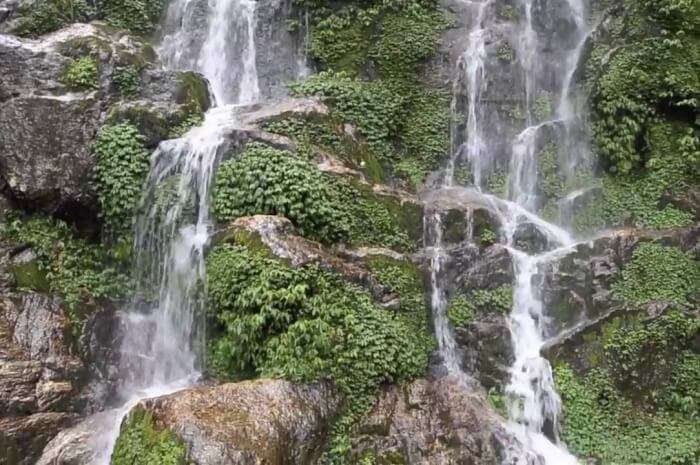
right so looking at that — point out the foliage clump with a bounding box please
[15,0,93,36]
[60,56,99,90]
[93,122,151,239]
[213,143,416,250]
[112,66,141,96]
[15,0,163,36]
[556,363,699,465]
[611,243,699,306]
[447,295,474,328]
[290,0,452,188]
[1,216,130,325]
[111,409,186,465]
[212,143,348,244]
[206,242,432,459]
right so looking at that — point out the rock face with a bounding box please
[350,376,501,464]
[0,24,210,229]
[133,379,341,465]
[0,242,121,465]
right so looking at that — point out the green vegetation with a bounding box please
[1,216,130,325]
[206,242,432,462]
[496,42,515,62]
[212,143,416,250]
[556,361,699,465]
[15,0,93,36]
[15,0,163,36]
[60,56,99,90]
[289,0,452,188]
[112,66,140,96]
[212,143,348,244]
[447,284,513,329]
[611,243,699,306]
[580,0,699,231]
[447,295,474,328]
[93,122,151,239]
[102,0,165,34]
[111,409,186,465]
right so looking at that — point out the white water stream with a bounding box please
[38,2,261,463]
[429,0,592,463]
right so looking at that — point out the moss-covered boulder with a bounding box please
[115,380,341,465]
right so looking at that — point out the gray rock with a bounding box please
[350,376,501,464]
[132,379,341,465]
[0,24,210,228]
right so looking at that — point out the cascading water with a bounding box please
[159,0,260,105]
[428,0,594,463]
[38,3,262,463]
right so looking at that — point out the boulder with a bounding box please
[0,24,210,228]
[350,376,501,464]
[129,379,341,465]
[0,291,119,465]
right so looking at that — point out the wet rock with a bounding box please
[131,379,341,465]
[0,25,210,228]
[350,376,501,464]
[455,314,514,389]
[512,221,550,253]
[0,291,118,465]
[541,226,699,339]
[0,412,77,465]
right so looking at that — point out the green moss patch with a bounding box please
[111,408,186,465]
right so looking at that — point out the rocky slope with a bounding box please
[0,0,698,464]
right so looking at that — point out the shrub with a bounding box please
[1,216,130,325]
[15,0,93,36]
[212,143,348,243]
[112,66,140,96]
[206,243,432,459]
[611,243,699,306]
[111,409,186,465]
[93,123,151,238]
[102,0,165,34]
[60,56,99,90]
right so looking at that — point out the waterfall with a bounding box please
[38,3,261,463]
[159,0,260,105]
[428,0,593,463]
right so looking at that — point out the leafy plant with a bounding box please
[611,243,699,306]
[447,295,474,328]
[206,242,432,461]
[212,143,348,244]
[93,123,151,239]
[112,66,140,96]
[60,56,99,90]
[1,215,130,325]
[15,0,93,36]
[102,0,165,34]
[111,409,186,465]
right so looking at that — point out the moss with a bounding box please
[10,256,50,292]
[442,209,468,243]
[106,105,171,147]
[175,71,211,116]
[111,408,186,465]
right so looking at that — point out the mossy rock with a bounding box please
[175,72,211,115]
[10,250,50,292]
[106,105,171,148]
[111,407,186,465]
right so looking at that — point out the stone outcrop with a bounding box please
[0,242,121,465]
[132,379,341,465]
[350,376,502,464]
[0,24,210,229]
